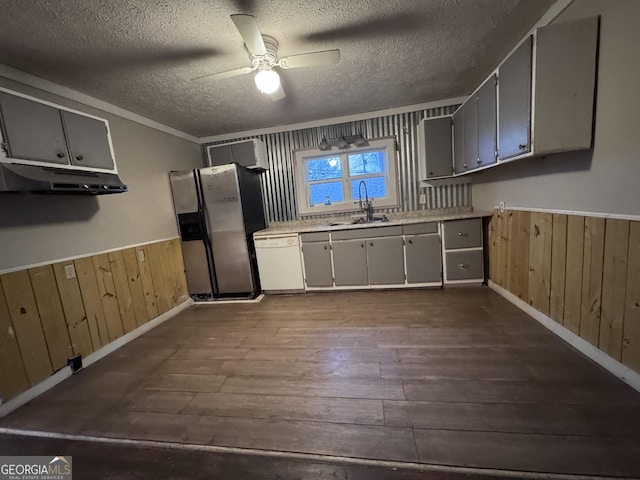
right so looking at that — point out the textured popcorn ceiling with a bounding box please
[0,0,554,137]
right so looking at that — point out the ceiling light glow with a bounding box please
[255,69,280,94]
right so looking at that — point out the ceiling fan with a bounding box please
[191,14,341,101]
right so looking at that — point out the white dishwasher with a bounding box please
[254,234,305,292]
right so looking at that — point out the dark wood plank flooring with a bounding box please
[2,287,640,477]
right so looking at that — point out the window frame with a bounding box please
[294,137,400,216]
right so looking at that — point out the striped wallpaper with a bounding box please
[204,104,470,223]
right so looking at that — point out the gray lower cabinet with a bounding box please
[445,250,484,281]
[61,111,114,170]
[301,241,333,287]
[405,235,442,283]
[332,239,368,286]
[0,92,69,165]
[498,36,532,160]
[367,236,405,285]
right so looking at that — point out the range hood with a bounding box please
[0,163,127,194]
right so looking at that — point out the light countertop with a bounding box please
[254,208,492,237]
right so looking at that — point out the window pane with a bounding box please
[351,177,386,200]
[348,150,385,176]
[309,181,343,205]
[307,156,342,181]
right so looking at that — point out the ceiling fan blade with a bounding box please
[278,50,340,69]
[231,14,266,55]
[270,85,286,101]
[191,66,254,84]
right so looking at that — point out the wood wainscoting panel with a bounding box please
[0,277,30,402]
[92,254,125,342]
[146,242,171,315]
[28,265,74,370]
[74,256,109,348]
[108,251,137,334]
[622,222,640,371]
[0,270,53,385]
[122,248,150,326]
[579,217,605,346]
[489,210,640,376]
[564,215,585,335]
[0,238,188,404]
[135,245,159,320]
[599,219,630,361]
[528,212,552,315]
[549,214,568,324]
[52,262,95,359]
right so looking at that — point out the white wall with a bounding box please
[472,0,640,217]
[0,77,203,272]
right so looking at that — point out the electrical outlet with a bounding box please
[137,249,145,262]
[499,201,505,212]
[419,194,427,204]
[64,264,76,280]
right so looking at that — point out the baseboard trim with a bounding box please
[0,298,194,418]
[488,281,640,392]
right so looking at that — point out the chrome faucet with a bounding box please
[358,180,374,222]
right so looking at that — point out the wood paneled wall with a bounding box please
[489,210,640,373]
[0,239,188,403]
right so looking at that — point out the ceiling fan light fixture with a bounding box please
[254,68,280,94]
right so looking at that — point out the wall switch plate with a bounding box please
[499,201,505,212]
[137,249,145,262]
[64,264,76,279]
[419,194,427,204]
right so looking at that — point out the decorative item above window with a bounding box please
[318,134,369,151]
[294,137,399,216]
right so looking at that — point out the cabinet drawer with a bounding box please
[301,232,329,242]
[443,218,482,249]
[331,225,402,241]
[445,250,484,281]
[402,222,438,235]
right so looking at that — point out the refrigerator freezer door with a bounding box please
[199,165,255,295]
[181,240,213,295]
[169,170,199,214]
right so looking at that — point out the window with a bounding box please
[294,137,399,216]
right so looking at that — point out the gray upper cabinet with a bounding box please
[367,236,405,285]
[208,139,268,170]
[418,117,453,179]
[0,92,69,165]
[498,36,532,160]
[332,239,368,286]
[301,240,333,287]
[477,74,497,168]
[463,96,478,172]
[405,234,441,284]
[453,106,465,174]
[61,111,114,170]
[0,90,117,171]
[534,16,599,155]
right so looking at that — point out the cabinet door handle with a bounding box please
[463,163,467,169]
[76,154,84,161]
[428,171,434,176]
[408,239,413,244]
[369,242,374,247]
[477,159,482,164]
[56,152,66,158]
[518,144,527,150]
[360,243,365,248]
[458,263,471,269]
[323,246,327,250]
[457,232,469,237]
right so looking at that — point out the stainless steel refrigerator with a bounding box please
[169,164,266,300]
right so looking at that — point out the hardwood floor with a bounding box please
[2,287,640,478]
